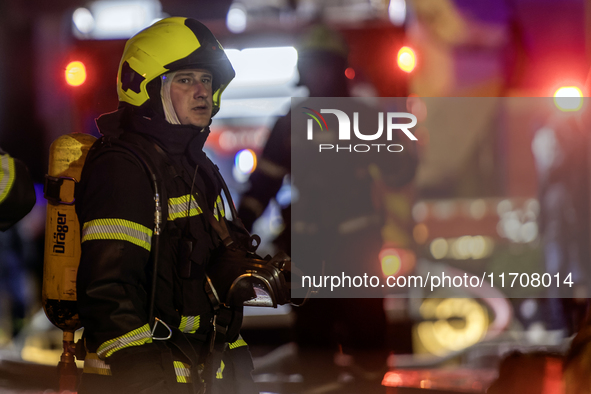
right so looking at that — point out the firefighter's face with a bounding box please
[170,68,213,128]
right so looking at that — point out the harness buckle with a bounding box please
[151,317,172,340]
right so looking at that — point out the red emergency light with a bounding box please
[553,85,583,112]
[345,67,356,80]
[65,61,87,87]
[397,46,416,73]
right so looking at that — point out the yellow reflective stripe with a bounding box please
[83,352,112,376]
[179,315,200,334]
[216,360,225,379]
[168,194,202,221]
[82,218,152,251]
[228,336,247,349]
[0,154,16,204]
[97,324,153,359]
[173,361,192,383]
[217,195,225,217]
[213,195,225,221]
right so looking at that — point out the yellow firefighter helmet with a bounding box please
[117,17,235,117]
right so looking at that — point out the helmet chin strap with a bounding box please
[160,72,181,125]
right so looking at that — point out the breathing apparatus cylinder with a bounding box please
[43,133,96,329]
[42,133,96,390]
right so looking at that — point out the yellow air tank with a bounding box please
[43,133,96,391]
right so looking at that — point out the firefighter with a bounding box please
[237,24,352,254]
[75,17,257,394]
[0,148,35,231]
[0,147,35,338]
[237,24,417,385]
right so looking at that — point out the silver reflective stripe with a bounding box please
[213,195,225,221]
[82,218,152,251]
[216,360,225,379]
[228,335,247,349]
[174,361,192,383]
[96,323,153,359]
[0,154,15,204]
[179,315,200,333]
[168,194,202,221]
[83,353,112,376]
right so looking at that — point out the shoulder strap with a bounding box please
[83,133,164,329]
[206,158,261,253]
[206,158,240,225]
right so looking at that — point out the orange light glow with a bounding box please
[380,249,402,276]
[413,223,429,244]
[397,46,416,73]
[65,61,87,86]
[379,247,416,277]
[382,371,404,387]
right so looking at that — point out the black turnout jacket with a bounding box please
[75,110,257,394]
